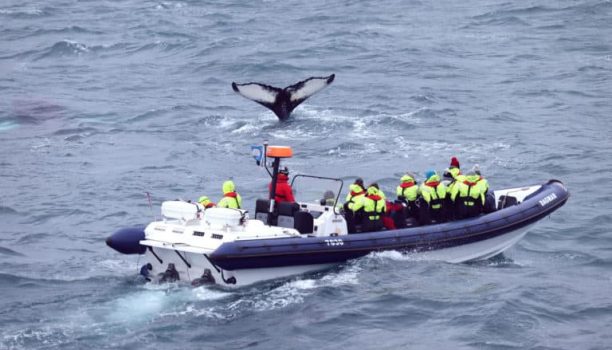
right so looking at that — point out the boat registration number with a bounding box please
[538,193,557,207]
[324,239,344,246]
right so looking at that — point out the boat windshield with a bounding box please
[290,174,344,214]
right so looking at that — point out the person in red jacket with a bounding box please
[269,167,295,203]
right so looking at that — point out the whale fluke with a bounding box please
[232,74,335,121]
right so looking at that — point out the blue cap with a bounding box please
[425,170,436,179]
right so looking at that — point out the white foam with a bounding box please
[58,39,91,54]
[367,249,432,263]
[0,7,44,15]
[229,122,259,135]
[392,107,426,124]
[2,327,69,349]
[192,286,232,301]
[107,289,169,323]
[186,306,227,319]
[155,2,186,10]
[319,268,360,286]
[97,258,138,274]
[222,278,318,313]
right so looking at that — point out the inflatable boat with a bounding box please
[106,145,569,287]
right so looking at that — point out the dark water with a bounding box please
[1,0,611,349]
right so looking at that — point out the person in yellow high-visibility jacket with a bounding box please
[344,178,366,233]
[217,180,242,209]
[449,171,485,219]
[472,164,496,213]
[419,170,447,225]
[353,185,386,232]
[396,173,419,221]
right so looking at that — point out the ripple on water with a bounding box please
[0,246,24,257]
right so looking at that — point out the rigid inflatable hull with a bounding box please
[209,180,569,271]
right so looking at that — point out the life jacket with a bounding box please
[363,194,385,221]
[198,196,216,209]
[456,175,485,206]
[396,177,419,202]
[448,167,461,179]
[476,176,489,194]
[446,172,466,197]
[219,191,242,209]
[346,184,366,211]
[420,174,447,209]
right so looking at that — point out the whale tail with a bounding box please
[231,74,335,121]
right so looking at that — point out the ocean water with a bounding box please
[1,0,611,349]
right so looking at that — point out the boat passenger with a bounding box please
[471,164,488,193]
[217,180,242,209]
[443,156,462,183]
[419,170,447,225]
[345,178,365,204]
[387,200,407,229]
[444,156,464,220]
[449,170,485,219]
[344,178,366,233]
[396,172,419,220]
[353,184,386,232]
[370,182,386,200]
[320,190,336,206]
[370,182,394,229]
[269,167,295,203]
[472,164,496,213]
[198,196,216,209]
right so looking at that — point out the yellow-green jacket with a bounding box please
[477,176,489,194]
[396,174,419,202]
[217,180,242,209]
[345,183,366,212]
[449,174,485,206]
[446,167,465,197]
[420,174,446,209]
[354,186,386,220]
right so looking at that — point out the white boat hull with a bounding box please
[142,223,533,287]
[141,248,336,287]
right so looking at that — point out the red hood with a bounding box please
[224,192,238,198]
[367,194,382,201]
[425,181,440,187]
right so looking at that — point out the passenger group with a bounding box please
[197,158,494,233]
[342,156,495,233]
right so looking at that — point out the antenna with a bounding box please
[145,191,154,220]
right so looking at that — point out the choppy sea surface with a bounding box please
[1,0,611,349]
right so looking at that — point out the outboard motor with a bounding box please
[106,227,146,255]
[159,263,180,283]
[191,269,216,287]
